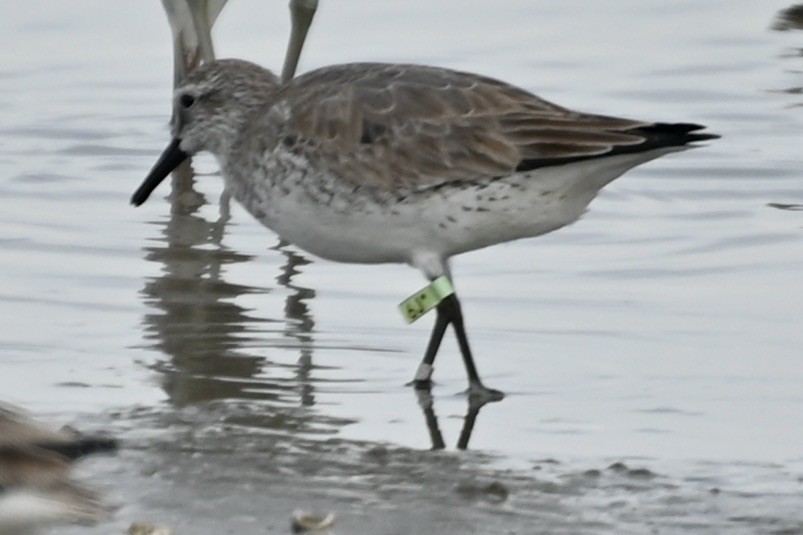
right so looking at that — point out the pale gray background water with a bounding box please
[1,1,801,533]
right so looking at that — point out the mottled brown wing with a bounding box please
[275,63,649,191]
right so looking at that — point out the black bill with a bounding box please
[130,138,189,206]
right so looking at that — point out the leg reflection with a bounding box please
[271,240,316,407]
[139,160,318,411]
[140,159,279,405]
[415,389,446,450]
[414,387,494,450]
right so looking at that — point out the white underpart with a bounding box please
[222,147,682,280]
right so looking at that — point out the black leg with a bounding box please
[412,292,504,402]
[437,295,479,381]
[411,304,450,388]
[441,294,504,402]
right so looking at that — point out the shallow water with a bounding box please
[1,1,802,533]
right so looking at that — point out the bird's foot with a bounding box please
[466,382,505,406]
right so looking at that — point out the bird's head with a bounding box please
[131,59,279,206]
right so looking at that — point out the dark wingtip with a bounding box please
[513,121,719,173]
[640,122,720,144]
[687,132,721,143]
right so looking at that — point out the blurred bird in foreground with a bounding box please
[0,405,116,533]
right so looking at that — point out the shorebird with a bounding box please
[161,0,229,88]
[162,0,318,86]
[0,406,116,533]
[131,58,718,401]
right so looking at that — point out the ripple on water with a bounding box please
[1,1,802,534]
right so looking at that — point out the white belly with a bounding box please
[221,149,678,266]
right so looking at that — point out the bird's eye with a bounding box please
[179,94,196,108]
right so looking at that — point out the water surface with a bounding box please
[1,1,801,533]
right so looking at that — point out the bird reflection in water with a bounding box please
[772,3,803,32]
[140,159,286,406]
[770,3,803,106]
[768,4,803,211]
[140,1,322,411]
[271,240,317,407]
[139,155,345,448]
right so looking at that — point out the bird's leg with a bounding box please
[281,0,318,82]
[440,294,505,402]
[411,292,504,402]
[411,304,450,389]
